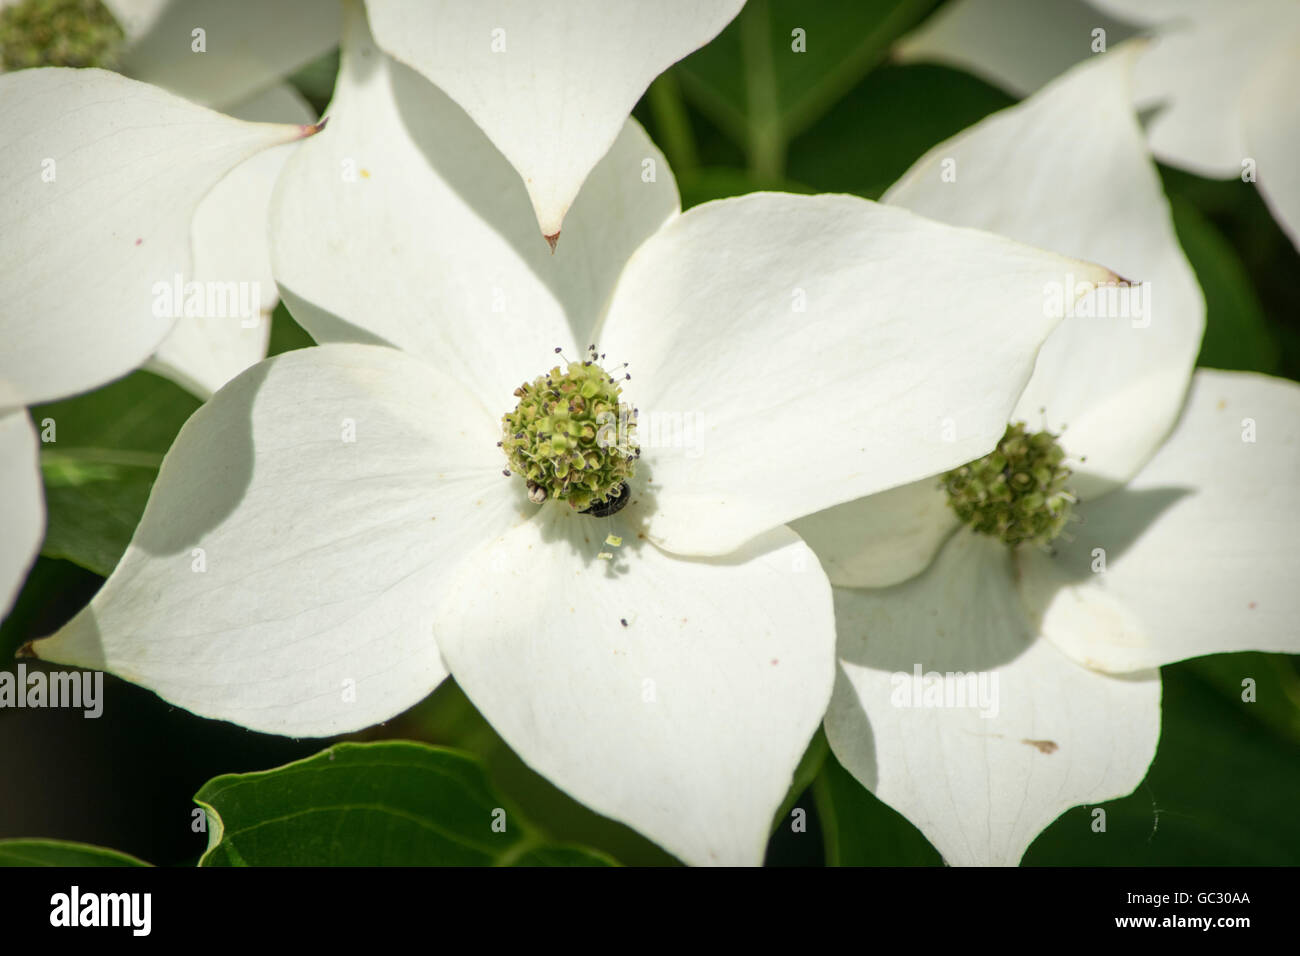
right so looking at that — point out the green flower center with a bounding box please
[0,0,125,71]
[941,422,1074,548]
[501,351,638,514]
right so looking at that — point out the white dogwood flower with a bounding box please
[1,0,341,397]
[1088,0,1300,251]
[0,66,321,617]
[896,0,1300,252]
[795,48,1300,865]
[363,0,746,243]
[30,6,1118,866]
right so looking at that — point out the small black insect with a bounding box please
[620,618,628,627]
[580,482,630,518]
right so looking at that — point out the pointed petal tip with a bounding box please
[544,231,560,254]
[300,116,330,139]
[15,640,36,660]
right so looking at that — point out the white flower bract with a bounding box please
[796,47,1300,866]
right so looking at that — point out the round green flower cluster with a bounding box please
[501,355,638,513]
[0,0,125,71]
[941,422,1074,548]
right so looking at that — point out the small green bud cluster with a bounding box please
[0,0,125,71]
[501,352,638,513]
[942,422,1074,548]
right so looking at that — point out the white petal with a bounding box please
[33,344,521,737]
[271,4,679,415]
[1020,369,1300,673]
[1126,2,1300,178]
[435,502,834,866]
[364,0,740,237]
[1083,0,1220,26]
[116,0,341,110]
[0,68,318,409]
[791,479,957,589]
[1,411,42,621]
[825,529,1161,866]
[599,192,1116,556]
[1243,42,1300,252]
[886,46,1203,496]
[148,83,316,399]
[895,0,1137,96]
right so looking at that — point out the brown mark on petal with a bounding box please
[299,116,330,139]
[544,231,560,254]
[1022,738,1059,754]
[15,641,36,659]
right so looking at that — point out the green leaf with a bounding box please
[0,839,149,867]
[812,749,942,866]
[195,741,617,866]
[1185,652,1300,746]
[34,371,200,577]
[267,299,317,356]
[675,0,941,178]
[507,846,615,867]
[408,679,681,866]
[1169,197,1281,374]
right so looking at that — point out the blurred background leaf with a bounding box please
[1169,197,1281,373]
[814,750,942,866]
[673,0,941,179]
[34,371,199,577]
[0,838,149,867]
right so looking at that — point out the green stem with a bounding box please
[783,0,942,141]
[647,72,698,173]
[771,727,829,834]
[742,0,785,181]
[810,767,840,867]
